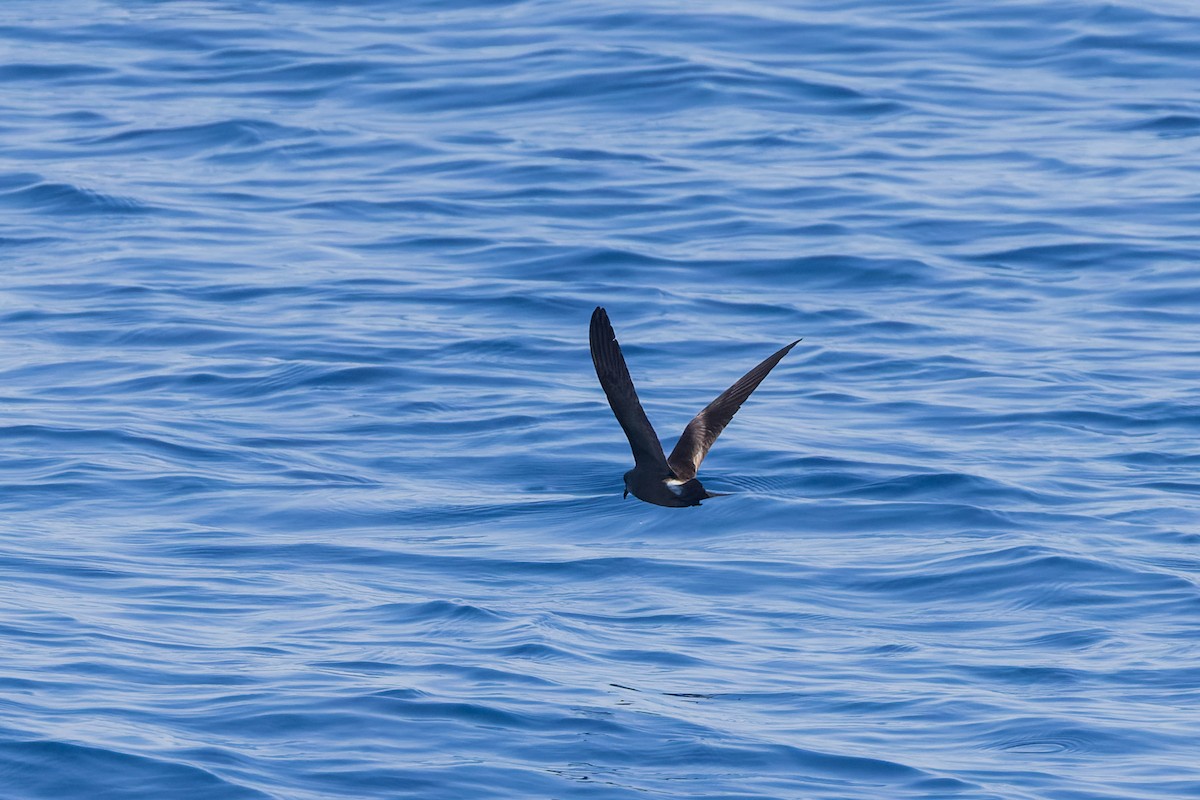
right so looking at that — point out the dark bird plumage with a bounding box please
[589,306,799,507]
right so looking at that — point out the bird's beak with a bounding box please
[623,489,629,499]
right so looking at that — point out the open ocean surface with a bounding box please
[3,2,1200,798]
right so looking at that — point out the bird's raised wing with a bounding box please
[589,307,669,470]
[667,339,800,481]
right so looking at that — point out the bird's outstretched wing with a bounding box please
[667,339,800,481]
[589,307,669,470]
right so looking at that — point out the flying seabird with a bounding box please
[589,306,799,507]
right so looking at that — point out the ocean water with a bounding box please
[2,1,1199,798]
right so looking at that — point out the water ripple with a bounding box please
[2,1,1200,799]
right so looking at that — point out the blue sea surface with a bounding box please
[3,1,1200,798]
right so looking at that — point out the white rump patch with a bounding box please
[665,479,684,496]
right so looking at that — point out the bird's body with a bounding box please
[623,469,710,508]
[589,306,799,507]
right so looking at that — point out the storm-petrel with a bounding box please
[589,306,799,507]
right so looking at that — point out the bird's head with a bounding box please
[622,469,635,499]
